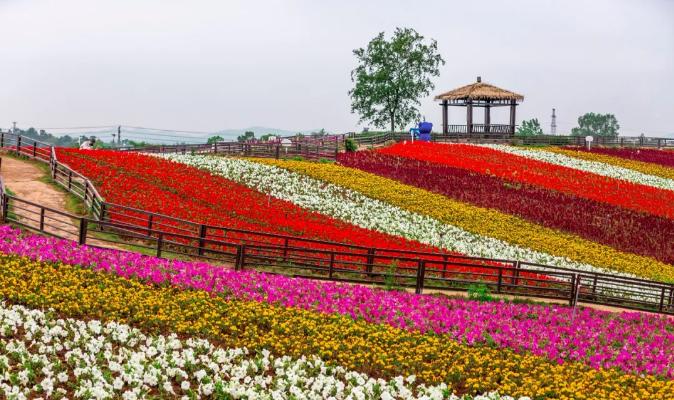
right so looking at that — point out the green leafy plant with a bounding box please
[345,138,358,152]
[383,260,400,291]
[467,284,493,302]
[516,118,544,136]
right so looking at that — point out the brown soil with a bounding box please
[0,155,81,240]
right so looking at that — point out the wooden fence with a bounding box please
[347,131,674,148]
[1,131,674,314]
[122,134,346,160]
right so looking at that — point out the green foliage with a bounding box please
[207,135,224,144]
[383,261,402,291]
[9,127,80,147]
[467,284,493,302]
[259,134,276,141]
[237,131,255,142]
[349,27,445,133]
[344,138,358,152]
[516,118,544,136]
[310,128,327,138]
[571,113,620,137]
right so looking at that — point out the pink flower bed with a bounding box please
[0,225,673,378]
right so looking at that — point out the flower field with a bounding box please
[559,146,674,169]
[543,146,674,181]
[238,157,673,282]
[1,226,674,398]
[4,141,674,398]
[54,149,447,257]
[377,142,674,219]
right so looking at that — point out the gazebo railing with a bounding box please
[446,124,514,135]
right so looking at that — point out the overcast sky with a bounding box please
[1,0,673,138]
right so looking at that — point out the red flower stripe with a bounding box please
[56,149,538,280]
[338,151,674,265]
[379,142,674,219]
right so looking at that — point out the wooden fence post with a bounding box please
[415,260,426,294]
[68,171,73,190]
[16,136,21,155]
[659,287,666,312]
[39,208,45,231]
[156,233,163,257]
[1,194,8,222]
[365,248,375,275]
[511,261,520,286]
[78,218,88,245]
[328,252,335,279]
[0,132,4,148]
[32,141,37,157]
[147,215,153,237]
[497,268,503,293]
[198,224,207,256]
[282,237,289,261]
[235,245,245,270]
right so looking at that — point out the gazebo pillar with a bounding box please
[484,101,491,133]
[467,100,473,134]
[509,100,517,135]
[442,100,448,134]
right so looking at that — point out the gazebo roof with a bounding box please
[435,77,524,102]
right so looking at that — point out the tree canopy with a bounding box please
[349,27,444,133]
[571,113,620,137]
[237,131,255,142]
[517,118,544,136]
[207,135,224,144]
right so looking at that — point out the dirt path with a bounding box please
[0,155,82,240]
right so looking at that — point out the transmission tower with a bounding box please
[551,108,557,135]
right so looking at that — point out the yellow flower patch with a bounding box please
[251,158,674,283]
[0,254,672,398]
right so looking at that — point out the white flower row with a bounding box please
[160,154,639,281]
[473,144,674,192]
[0,301,528,400]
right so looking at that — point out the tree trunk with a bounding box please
[390,113,395,133]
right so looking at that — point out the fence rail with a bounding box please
[347,131,674,148]
[2,192,674,314]
[122,134,346,160]
[1,131,674,314]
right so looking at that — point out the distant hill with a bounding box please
[118,126,323,144]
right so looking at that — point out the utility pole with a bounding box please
[551,108,557,135]
[117,126,121,145]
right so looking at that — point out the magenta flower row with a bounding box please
[0,225,672,378]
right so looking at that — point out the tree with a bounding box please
[311,128,327,138]
[349,27,444,133]
[517,118,544,136]
[237,131,255,142]
[207,135,224,144]
[571,113,620,137]
[259,134,276,141]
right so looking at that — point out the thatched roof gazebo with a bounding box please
[435,77,524,136]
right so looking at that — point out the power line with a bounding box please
[38,125,117,130]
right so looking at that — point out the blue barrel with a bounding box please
[418,122,433,134]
